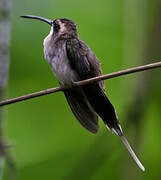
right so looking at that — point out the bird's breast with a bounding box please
[43,36,78,85]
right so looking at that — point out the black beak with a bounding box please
[20,15,52,26]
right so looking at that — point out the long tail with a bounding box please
[111,125,145,171]
[119,132,145,171]
[82,83,145,171]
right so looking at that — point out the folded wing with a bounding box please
[64,88,98,134]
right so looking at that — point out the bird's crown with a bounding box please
[52,18,78,36]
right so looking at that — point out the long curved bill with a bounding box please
[20,15,52,26]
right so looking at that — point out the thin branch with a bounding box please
[0,61,161,107]
[123,1,161,179]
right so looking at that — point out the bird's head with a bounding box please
[21,15,78,38]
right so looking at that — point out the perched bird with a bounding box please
[21,15,145,171]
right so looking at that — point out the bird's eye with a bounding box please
[53,21,60,33]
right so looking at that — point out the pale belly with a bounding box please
[50,54,78,85]
[44,39,78,85]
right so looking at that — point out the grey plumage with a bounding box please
[21,15,145,171]
[64,88,98,133]
[43,22,103,133]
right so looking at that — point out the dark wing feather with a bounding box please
[66,38,104,88]
[66,39,145,171]
[64,88,98,134]
[66,38,121,132]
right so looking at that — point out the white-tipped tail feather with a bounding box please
[120,133,145,171]
[106,125,145,171]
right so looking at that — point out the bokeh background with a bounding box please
[1,0,161,179]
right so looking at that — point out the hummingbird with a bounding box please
[21,15,145,171]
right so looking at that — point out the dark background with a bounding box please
[2,0,161,179]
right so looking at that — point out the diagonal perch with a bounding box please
[0,61,161,107]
